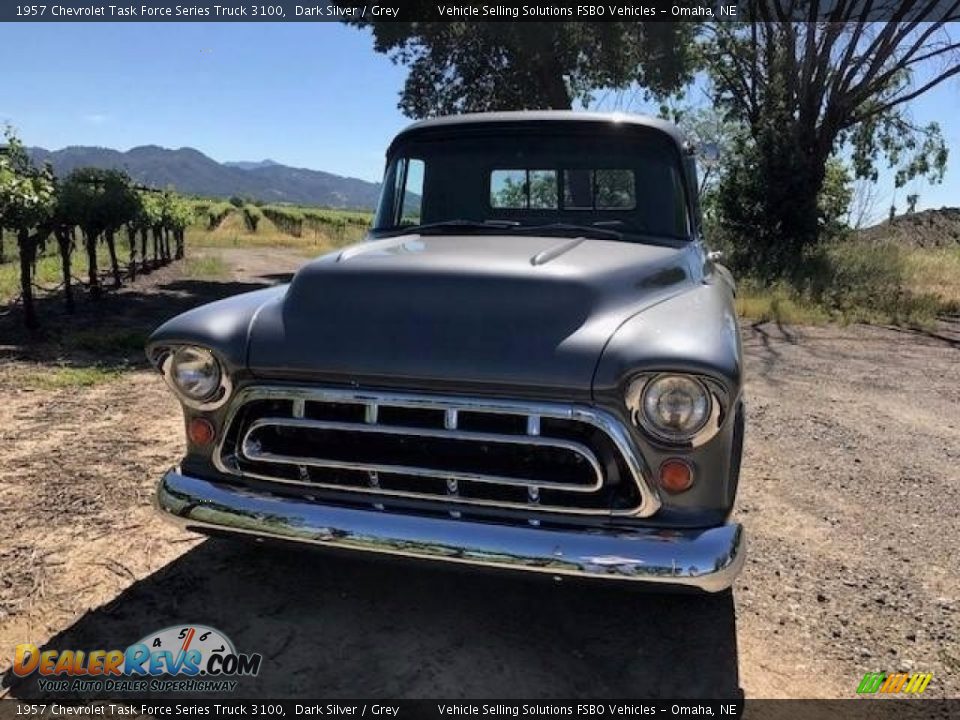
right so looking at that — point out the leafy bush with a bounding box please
[262,206,304,237]
[812,243,940,325]
[242,204,262,232]
[737,241,945,328]
[206,202,233,229]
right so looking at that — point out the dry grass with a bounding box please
[17,365,124,390]
[737,241,959,328]
[736,285,832,326]
[181,253,229,279]
[903,246,960,312]
[188,211,366,253]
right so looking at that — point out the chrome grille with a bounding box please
[215,387,659,517]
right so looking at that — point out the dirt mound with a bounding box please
[858,206,960,248]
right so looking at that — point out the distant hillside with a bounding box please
[858,207,960,248]
[27,145,383,209]
[223,159,281,170]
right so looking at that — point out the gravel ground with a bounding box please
[0,249,957,699]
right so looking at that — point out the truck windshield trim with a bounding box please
[373,130,694,242]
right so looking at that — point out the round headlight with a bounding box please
[169,346,221,401]
[630,374,711,442]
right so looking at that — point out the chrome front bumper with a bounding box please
[156,468,745,592]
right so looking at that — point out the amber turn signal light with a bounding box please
[659,459,694,494]
[187,417,216,446]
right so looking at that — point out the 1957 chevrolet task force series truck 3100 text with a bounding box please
[149,112,745,592]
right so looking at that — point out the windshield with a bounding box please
[373,128,692,241]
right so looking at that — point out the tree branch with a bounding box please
[848,62,960,126]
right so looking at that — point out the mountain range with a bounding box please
[27,145,383,209]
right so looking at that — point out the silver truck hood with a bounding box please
[247,234,693,395]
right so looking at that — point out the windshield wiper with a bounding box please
[378,219,518,237]
[507,223,623,241]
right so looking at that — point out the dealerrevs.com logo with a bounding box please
[13,625,262,693]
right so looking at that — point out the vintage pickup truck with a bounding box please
[150,111,745,592]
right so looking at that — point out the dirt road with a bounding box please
[1,247,957,699]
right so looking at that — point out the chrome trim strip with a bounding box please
[292,398,305,419]
[526,415,541,436]
[157,469,742,592]
[444,408,458,430]
[239,416,603,493]
[213,385,661,517]
[221,465,610,515]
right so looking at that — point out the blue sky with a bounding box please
[1,22,957,222]
[0,23,409,181]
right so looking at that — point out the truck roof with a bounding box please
[389,111,689,153]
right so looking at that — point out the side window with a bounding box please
[490,169,558,209]
[394,158,424,226]
[490,169,527,209]
[528,170,558,209]
[564,169,635,210]
[595,169,635,209]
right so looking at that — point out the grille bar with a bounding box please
[214,386,661,518]
[240,416,603,491]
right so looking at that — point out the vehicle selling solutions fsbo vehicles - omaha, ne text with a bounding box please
[149,112,746,591]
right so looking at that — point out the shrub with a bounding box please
[812,242,940,325]
[262,206,304,237]
[242,204,262,232]
[206,203,233,229]
[736,241,945,328]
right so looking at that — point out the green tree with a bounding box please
[50,177,81,313]
[705,4,959,277]
[59,168,139,295]
[818,158,854,241]
[125,191,157,281]
[164,195,193,259]
[346,16,698,115]
[0,129,56,329]
[101,171,140,288]
[140,192,164,266]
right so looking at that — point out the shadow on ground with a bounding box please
[0,265,282,368]
[3,540,740,699]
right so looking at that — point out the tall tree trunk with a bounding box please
[530,44,572,109]
[163,228,171,262]
[17,228,38,331]
[175,229,184,259]
[756,133,827,278]
[105,228,122,288]
[56,227,75,313]
[0,227,5,264]
[84,228,101,299]
[126,226,137,282]
[140,227,149,273]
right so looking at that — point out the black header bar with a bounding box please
[2,1,959,23]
